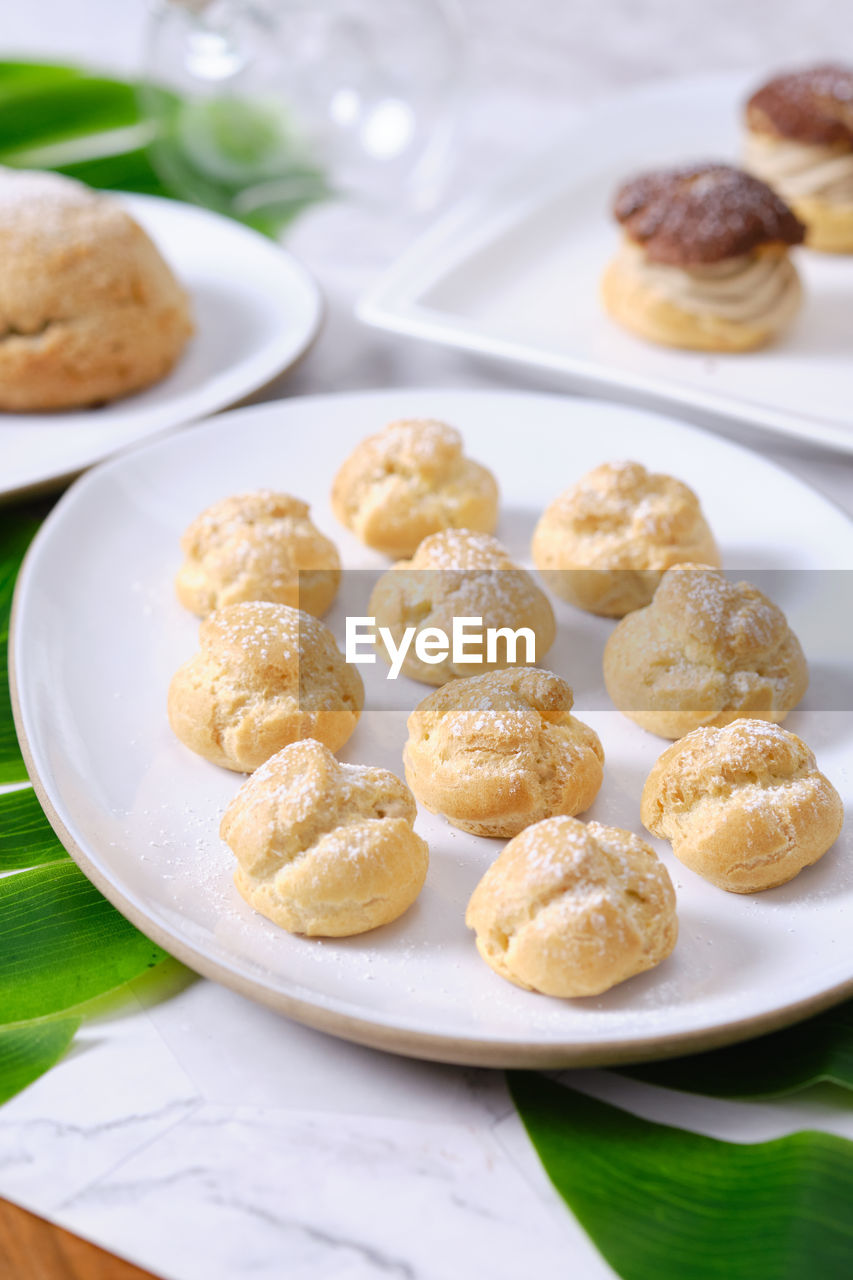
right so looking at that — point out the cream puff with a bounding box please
[0,167,192,410]
[602,564,808,739]
[221,739,428,936]
[641,720,843,893]
[368,528,555,685]
[331,419,499,557]
[601,163,805,351]
[744,64,853,252]
[176,491,340,618]
[403,668,603,838]
[532,461,719,617]
[466,815,677,996]
[167,601,363,772]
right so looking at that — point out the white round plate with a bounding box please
[11,389,853,1067]
[0,194,321,500]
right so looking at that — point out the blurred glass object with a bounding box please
[142,0,465,229]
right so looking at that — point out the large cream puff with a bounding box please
[601,163,805,351]
[0,167,192,409]
[744,64,853,253]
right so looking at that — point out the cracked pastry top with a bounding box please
[0,167,192,410]
[466,815,677,996]
[331,419,499,557]
[176,490,341,618]
[603,564,808,740]
[641,720,843,893]
[403,668,603,838]
[744,64,853,252]
[532,460,720,617]
[221,738,428,936]
[368,527,555,684]
[167,601,363,772]
[601,163,804,351]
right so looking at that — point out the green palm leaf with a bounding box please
[0,861,166,1024]
[0,68,142,157]
[0,1017,80,1105]
[509,1072,853,1280]
[0,786,69,870]
[0,507,43,784]
[0,61,325,237]
[619,1002,853,1097]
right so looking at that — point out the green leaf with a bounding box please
[0,60,326,238]
[0,507,43,784]
[619,1002,853,1098]
[52,145,172,200]
[509,1072,853,1280]
[0,786,69,870]
[0,1017,80,1105]
[0,67,142,157]
[0,62,83,101]
[0,861,167,1023]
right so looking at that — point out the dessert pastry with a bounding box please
[404,668,603,837]
[221,739,428,936]
[369,528,555,685]
[603,564,808,739]
[167,601,363,772]
[176,490,340,618]
[744,65,853,252]
[0,167,192,410]
[331,419,499,557]
[641,720,843,893]
[531,460,719,617]
[601,163,804,351]
[466,815,677,997]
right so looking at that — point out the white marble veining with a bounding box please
[2,3,853,1278]
[60,1105,585,1280]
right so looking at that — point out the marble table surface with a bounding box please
[3,4,852,1277]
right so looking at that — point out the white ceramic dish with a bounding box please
[0,193,322,500]
[359,73,853,454]
[11,389,853,1067]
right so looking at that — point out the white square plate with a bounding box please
[360,73,853,453]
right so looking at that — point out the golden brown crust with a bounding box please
[641,720,843,893]
[600,247,802,352]
[176,490,340,618]
[369,528,555,684]
[221,739,428,936]
[167,601,363,772]
[613,164,804,266]
[603,565,808,739]
[403,668,603,838]
[781,195,853,253]
[532,461,720,616]
[0,168,192,410]
[747,65,853,147]
[465,816,677,997]
[331,419,499,557]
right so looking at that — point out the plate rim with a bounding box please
[357,69,853,455]
[10,387,853,1068]
[0,191,324,503]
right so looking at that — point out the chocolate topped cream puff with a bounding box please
[744,64,853,252]
[601,163,805,352]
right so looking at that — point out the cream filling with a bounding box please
[744,131,853,205]
[618,240,801,328]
